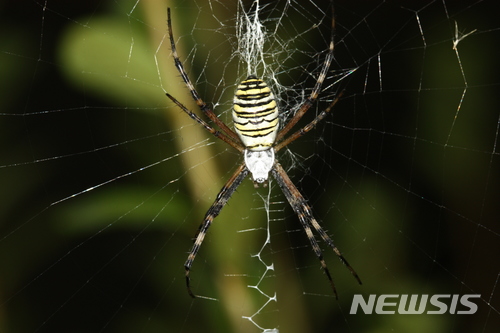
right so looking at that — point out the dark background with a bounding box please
[1,0,499,332]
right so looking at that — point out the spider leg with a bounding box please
[274,90,343,152]
[167,8,241,143]
[271,162,361,299]
[167,93,244,152]
[185,163,249,298]
[275,9,336,142]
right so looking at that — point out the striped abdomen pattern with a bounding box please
[233,76,279,151]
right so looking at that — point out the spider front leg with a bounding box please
[272,162,361,299]
[184,163,249,298]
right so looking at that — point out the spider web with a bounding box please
[1,0,499,332]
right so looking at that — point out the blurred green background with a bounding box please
[1,0,499,332]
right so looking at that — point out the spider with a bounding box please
[165,7,361,299]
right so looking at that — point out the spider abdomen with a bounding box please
[233,76,279,151]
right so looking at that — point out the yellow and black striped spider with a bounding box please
[166,8,361,299]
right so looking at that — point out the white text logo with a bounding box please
[350,294,480,314]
